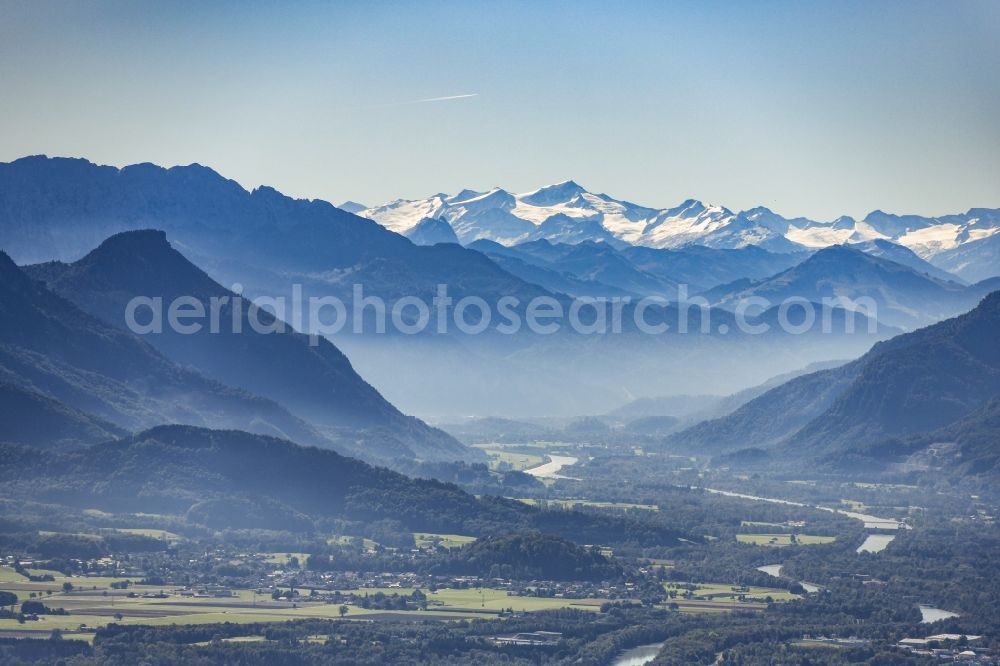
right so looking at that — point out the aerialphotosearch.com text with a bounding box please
[124,283,880,345]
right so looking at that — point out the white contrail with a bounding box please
[411,93,478,104]
[368,93,479,109]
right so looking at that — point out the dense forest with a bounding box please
[0,426,688,548]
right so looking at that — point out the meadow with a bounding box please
[736,534,836,546]
[513,498,659,512]
[412,533,477,549]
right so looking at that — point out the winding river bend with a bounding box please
[756,564,820,593]
[609,642,664,666]
[525,455,579,479]
[700,488,908,530]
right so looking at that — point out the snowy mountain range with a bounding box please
[353,182,1000,282]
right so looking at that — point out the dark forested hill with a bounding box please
[24,230,468,462]
[437,533,622,581]
[0,425,687,547]
[900,396,1000,476]
[664,360,865,453]
[0,382,126,447]
[666,291,1000,474]
[786,290,1000,457]
[828,395,1000,477]
[0,251,328,448]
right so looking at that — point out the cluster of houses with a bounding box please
[179,585,236,598]
[897,634,992,662]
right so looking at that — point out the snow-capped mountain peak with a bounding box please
[447,188,486,203]
[354,183,1000,280]
[519,179,588,206]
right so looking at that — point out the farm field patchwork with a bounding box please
[736,534,836,546]
[412,533,477,549]
[664,581,802,606]
[262,552,311,565]
[0,568,609,640]
[327,536,380,550]
[113,528,184,541]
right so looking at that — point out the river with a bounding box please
[525,455,579,479]
[857,534,896,553]
[919,605,959,623]
[610,642,664,666]
[700,488,908,530]
[757,564,783,577]
[756,564,820,593]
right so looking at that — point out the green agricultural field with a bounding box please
[482,449,545,471]
[328,535,380,550]
[25,568,66,578]
[0,566,25,582]
[675,606,732,614]
[736,534,836,546]
[0,580,614,641]
[263,552,310,565]
[336,586,603,613]
[425,587,602,612]
[0,587,399,638]
[1,570,133,592]
[38,531,101,541]
[512,498,659,512]
[114,528,184,541]
[664,581,801,603]
[413,533,476,549]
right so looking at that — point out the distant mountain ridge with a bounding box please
[702,245,997,329]
[608,359,848,423]
[358,182,1000,282]
[467,238,806,298]
[847,238,964,284]
[0,155,549,310]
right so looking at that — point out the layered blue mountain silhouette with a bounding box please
[0,155,993,418]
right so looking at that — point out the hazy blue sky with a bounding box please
[2,0,998,219]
